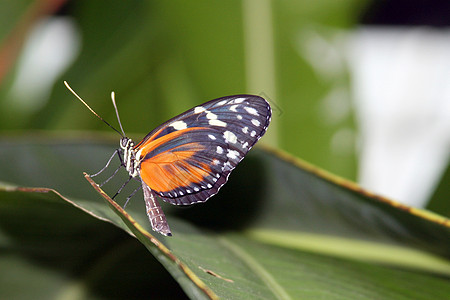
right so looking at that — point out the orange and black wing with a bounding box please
[135,95,271,205]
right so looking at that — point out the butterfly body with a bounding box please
[65,81,271,237]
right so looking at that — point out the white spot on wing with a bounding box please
[233,97,245,104]
[207,183,212,188]
[216,146,224,154]
[170,120,187,130]
[237,115,243,120]
[224,161,233,170]
[209,119,227,127]
[194,106,206,114]
[251,119,261,127]
[217,100,228,106]
[223,131,237,144]
[242,126,248,134]
[230,104,239,112]
[208,134,216,140]
[244,106,259,115]
[250,130,256,137]
[206,111,217,120]
[227,149,240,159]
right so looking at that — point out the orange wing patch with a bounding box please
[139,143,212,193]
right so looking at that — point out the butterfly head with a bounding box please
[120,136,133,150]
[120,137,140,178]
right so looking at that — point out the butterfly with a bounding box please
[65,81,271,236]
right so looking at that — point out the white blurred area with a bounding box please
[6,16,80,114]
[348,27,450,207]
[299,26,450,208]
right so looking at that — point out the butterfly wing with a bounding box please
[136,95,271,205]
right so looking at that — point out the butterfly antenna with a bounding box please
[110,91,126,137]
[64,81,123,137]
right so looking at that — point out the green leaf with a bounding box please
[1,135,449,299]
[0,187,188,299]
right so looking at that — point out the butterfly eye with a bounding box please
[120,137,129,149]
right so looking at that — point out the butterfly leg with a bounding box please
[90,149,122,178]
[90,149,126,187]
[98,164,122,187]
[123,184,143,208]
[142,182,172,236]
[112,175,133,199]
